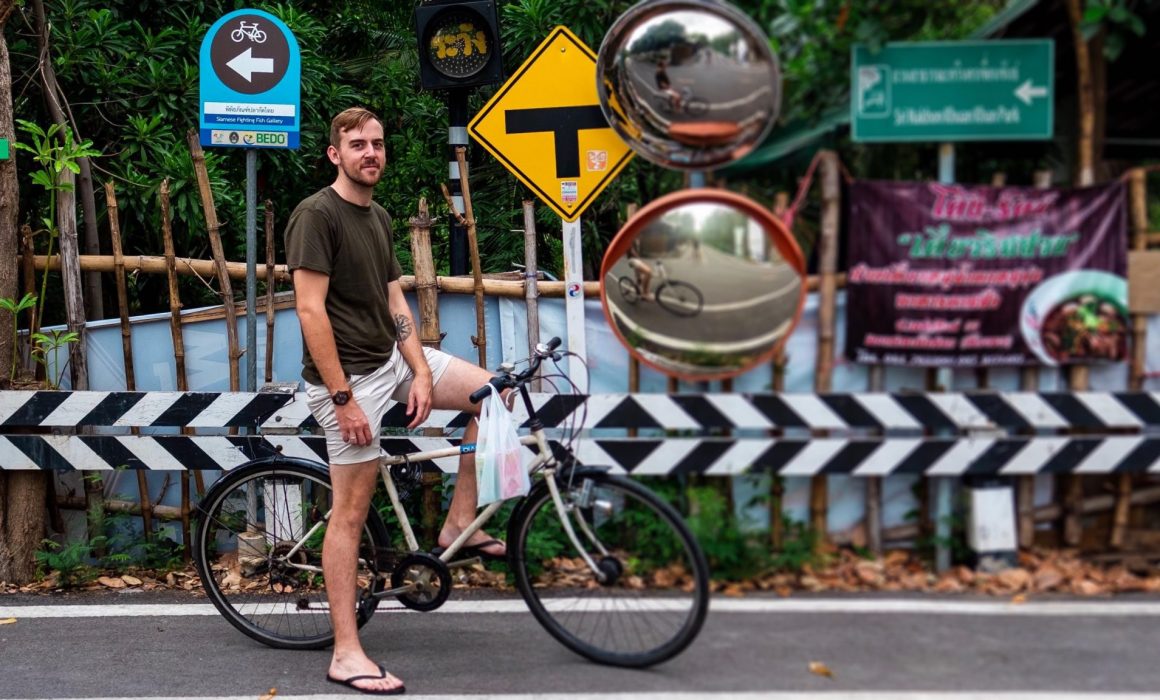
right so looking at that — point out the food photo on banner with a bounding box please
[845,180,1129,367]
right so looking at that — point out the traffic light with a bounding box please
[414,0,504,91]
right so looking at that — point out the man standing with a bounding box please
[285,107,505,695]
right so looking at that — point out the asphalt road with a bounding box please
[606,245,801,353]
[3,592,1160,699]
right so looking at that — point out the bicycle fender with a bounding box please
[195,454,329,517]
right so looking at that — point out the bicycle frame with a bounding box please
[271,393,609,599]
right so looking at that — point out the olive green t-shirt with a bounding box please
[284,187,403,385]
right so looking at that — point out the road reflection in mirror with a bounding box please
[601,189,806,380]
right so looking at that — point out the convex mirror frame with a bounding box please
[600,189,807,382]
[596,0,782,171]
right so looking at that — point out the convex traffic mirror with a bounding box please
[595,0,781,170]
[601,190,806,380]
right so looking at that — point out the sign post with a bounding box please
[851,40,1054,143]
[200,9,300,392]
[469,26,634,387]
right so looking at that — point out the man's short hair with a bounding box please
[329,107,382,149]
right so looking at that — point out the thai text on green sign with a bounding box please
[851,40,1054,143]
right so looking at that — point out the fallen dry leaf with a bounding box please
[98,576,127,589]
[808,661,834,679]
[121,575,143,586]
[1010,594,1028,605]
[259,688,277,700]
[0,617,15,625]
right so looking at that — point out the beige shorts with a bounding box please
[305,346,453,465]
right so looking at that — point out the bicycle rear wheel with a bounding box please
[509,472,710,668]
[617,276,640,304]
[656,280,703,317]
[193,458,390,650]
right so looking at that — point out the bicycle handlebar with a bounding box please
[469,336,562,404]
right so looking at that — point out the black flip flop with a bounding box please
[431,538,507,562]
[326,664,406,696]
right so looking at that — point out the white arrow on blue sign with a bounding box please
[199,9,301,149]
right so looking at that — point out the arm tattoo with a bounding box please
[395,314,413,343]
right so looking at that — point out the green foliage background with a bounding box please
[6,0,1010,321]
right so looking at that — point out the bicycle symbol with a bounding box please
[231,20,267,43]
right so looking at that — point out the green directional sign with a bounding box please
[851,40,1053,143]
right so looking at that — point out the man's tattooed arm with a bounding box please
[395,313,413,343]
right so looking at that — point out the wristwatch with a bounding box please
[332,390,351,406]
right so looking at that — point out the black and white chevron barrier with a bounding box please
[1,390,1158,432]
[0,390,1157,474]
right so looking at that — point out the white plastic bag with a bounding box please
[475,386,529,507]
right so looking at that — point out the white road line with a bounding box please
[6,598,1160,619]
[7,693,1157,700]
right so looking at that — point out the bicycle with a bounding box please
[618,259,705,317]
[658,87,709,117]
[192,338,710,668]
[231,21,267,43]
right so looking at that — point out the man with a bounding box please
[285,107,503,695]
[627,239,655,301]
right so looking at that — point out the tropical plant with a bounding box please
[0,293,36,382]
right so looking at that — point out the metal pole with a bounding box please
[245,149,258,392]
[934,141,955,573]
[562,218,588,393]
[448,90,469,276]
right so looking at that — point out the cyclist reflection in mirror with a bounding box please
[655,58,681,112]
[285,107,506,696]
[627,240,655,301]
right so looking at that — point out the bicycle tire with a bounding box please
[656,280,703,317]
[617,276,640,304]
[193,457,390,650]
[509,472,710,668]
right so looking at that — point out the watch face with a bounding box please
[333,391,350,405]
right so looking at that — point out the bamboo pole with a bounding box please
[409,198,441,350]
[160,179,195,560]
[408,197,443,546]
[56,168,88,390]
[1062,2,1094,551]
[523,201,542,392]
[29,254,843,296]
[1016,170,1054,550]
[865,366,885,556]
[32,254,289,282]
[810,151,841,550]
[20,225,38,379]
[455,147,486,368]
[1110,168,1150,549]
[264,200,275,384]
[105,182,154,542]
[186,130,240,392]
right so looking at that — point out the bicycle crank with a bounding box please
[390,553,452,612]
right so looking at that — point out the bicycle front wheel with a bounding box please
[193,458,390,650]
[656,280,703,317]
[510,472,710,668]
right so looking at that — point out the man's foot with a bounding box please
[327,659,404,696]
[436,528,507,558]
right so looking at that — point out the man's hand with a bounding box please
[336,400,374,446]
[406,371,434,429]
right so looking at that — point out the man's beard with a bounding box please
[342,160,382,188]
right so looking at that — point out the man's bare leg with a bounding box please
[429,356,507,555]
[325,458,404,692]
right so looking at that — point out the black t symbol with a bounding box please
[505,106,608,179]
